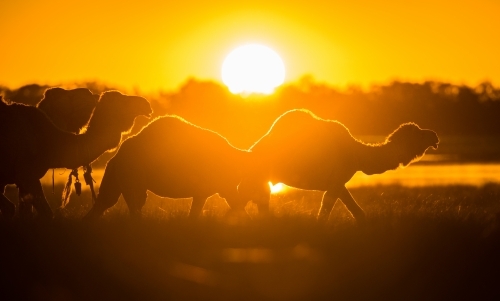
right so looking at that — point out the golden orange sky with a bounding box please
[1,0,499,92]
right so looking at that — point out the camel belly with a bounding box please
[268,160,356,191]
[267,157,333,190]
[131,160,238,199]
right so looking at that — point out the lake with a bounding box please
[40,163,500,193]
[35,135,500,194]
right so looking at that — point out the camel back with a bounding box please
[250,109,354,155]
[113,115,251,174]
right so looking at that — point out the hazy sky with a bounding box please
[1,0,499,92]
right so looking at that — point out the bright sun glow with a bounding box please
[222,44,285,94]
[269,182,284,194]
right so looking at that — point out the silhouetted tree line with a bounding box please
[152,78,500,149]
[2,79,499,149]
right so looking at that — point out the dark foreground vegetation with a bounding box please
[1,184,500,301]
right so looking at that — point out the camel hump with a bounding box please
[138,115,240,149]
[36,87,97,134]
[251,109,351,153]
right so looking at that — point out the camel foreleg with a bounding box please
[189,196,207,218]
[222,186,251,220]
[318,186,366,224]
[83,158,124,221]
[18,180,53,219]
[32,180,53,219]
[237,177,270,216]
[254,184,271,216]
[338,186,366,224]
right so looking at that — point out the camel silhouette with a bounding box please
[83,115,251,220]
[238,109,439,223]
[0,91,151,219]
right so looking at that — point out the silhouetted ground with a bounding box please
[2,184,500,301]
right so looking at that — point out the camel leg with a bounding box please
[338,186,366,224]
[318,188,340,222]
[238,177,270,215]
[18,180,53,219]
[31,180,53,219]
[0,185,15,219]
[18,200,33,219]
[189,196,207,218]
[83,159,123,221]
[221,186,247,215]
[18,184,34,219]
[122,186,147,218]
[254,184,271,215]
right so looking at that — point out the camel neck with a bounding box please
[47,127,122,169]
[355,142,401,175]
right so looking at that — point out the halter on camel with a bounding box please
[60,138,97,207]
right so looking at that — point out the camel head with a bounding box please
[386,122,439,167]
[87,90,152,134]
[37,87,98,134]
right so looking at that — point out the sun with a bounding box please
[221,44,285,95]
[269,182,284,194]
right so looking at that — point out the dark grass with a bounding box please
[2,184,500,300]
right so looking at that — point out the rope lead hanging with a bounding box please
[61,165,96,208]
[62,168,80,207]
[83,164,97,204]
